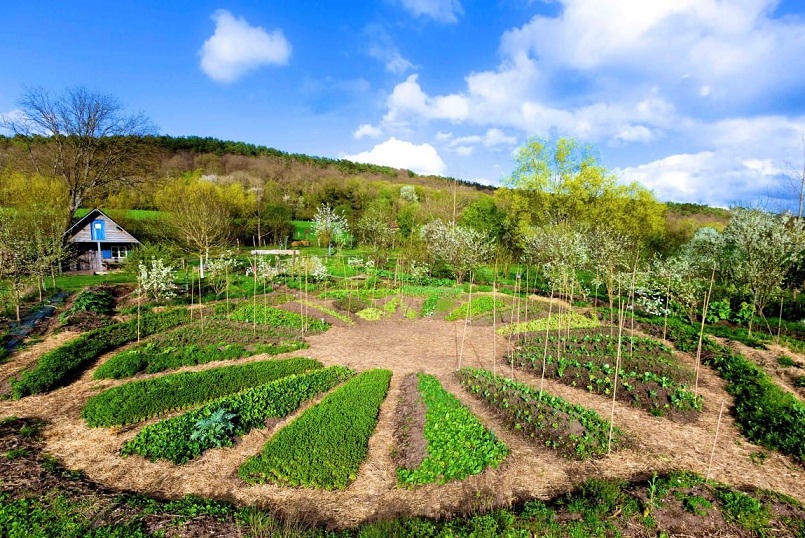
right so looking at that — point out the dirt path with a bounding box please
[1,315,804,529]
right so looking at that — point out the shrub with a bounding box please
[239,369,391,489]
[121,366,353,464]
[10,309,190,399]
[82,357,322,427]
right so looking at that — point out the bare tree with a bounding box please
[1,86,157,216]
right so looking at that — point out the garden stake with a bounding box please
[492,258,498,376]
[137,271,141,344]
[199,270,204,336]
[458,273,473,371]
[540,283,555,398]
[608,292,627,453]
[663,272,671,341]
[706,399,726,480]
[251,256,257,338]
[694,290,711,397]
[777,296,784,346]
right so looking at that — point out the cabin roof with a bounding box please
[64,208,141,244]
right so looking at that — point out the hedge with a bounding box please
[634,313,805,463]
[82,357,322,427]
[10,309,190,399]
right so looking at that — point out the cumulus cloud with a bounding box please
[199,10,291,83]
[500,0,805,105]
[618,115,805,207]
[353,124,383,140]
[344,137,447,175]
[398,0,463,23]
[384,74,469,126]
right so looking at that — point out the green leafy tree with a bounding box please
[156,176,232,278]
[505,137,665,244]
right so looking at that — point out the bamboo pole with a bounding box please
[458,273,473,370]
[540,283,555,398]
[706,400,726,480]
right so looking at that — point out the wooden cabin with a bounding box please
[64,209,140,272]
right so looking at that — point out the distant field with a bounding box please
[74,208,166,220]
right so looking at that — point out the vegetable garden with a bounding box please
[3,253,805,534]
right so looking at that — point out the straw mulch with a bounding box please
[1,308,804,529]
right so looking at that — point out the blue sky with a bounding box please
[2,0,804,209]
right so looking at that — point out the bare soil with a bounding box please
[1,304,805,529]
[392,373,428,471]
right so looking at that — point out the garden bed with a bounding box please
[458,368,625,459]
[509,329,702,418]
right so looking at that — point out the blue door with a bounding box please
[91,220,105,240]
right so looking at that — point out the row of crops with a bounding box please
[508,329,702,417]
[78,349,639,490]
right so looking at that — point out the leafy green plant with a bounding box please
[94,319,307,379]
[59,288,115,322]
[10,309,190,398]
[121,366,353,463]
[705,299,731,324]
[676,492,712,516]
[239,369,391,489]
[83,357,321,427]
[189,406,236,448]
[716,489,770,533]
[397,373,508,486]
[458,368,624,459]
[632,312,805,463]
[445,296,505,321]
[510,329,701,416]
[229,303,329,333]
[777,355,796,367]
[356,307,385,321]
[498,312,599,335]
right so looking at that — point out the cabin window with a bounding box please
[110,246,128,259]
[91,220,105,240]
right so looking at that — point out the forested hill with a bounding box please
[0,134,495,194]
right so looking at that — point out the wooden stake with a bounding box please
[706,400,726,480]
[540,283,555,398]
[458,273,473,370]
[777,295,784,346]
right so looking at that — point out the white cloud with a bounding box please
[437,128,518,155]
[365,24,414,74]
[353,124,383,140]
[0,109,24,134]
[344,137,447,175]
[199,10,291,83]
[398,0,464,23]
[384,74,469,126]
[618,115,805,207]
[499,0,805,104]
